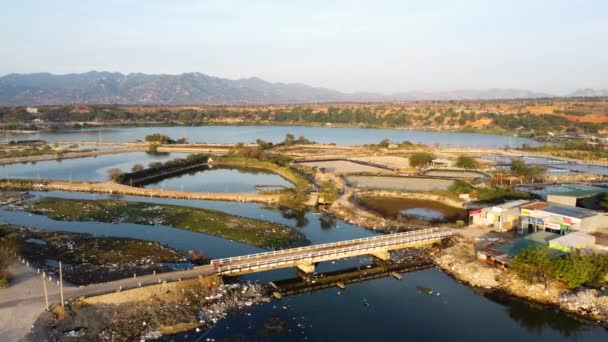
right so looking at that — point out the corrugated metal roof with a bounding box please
[543,203,598,219]
[550,232,596,248]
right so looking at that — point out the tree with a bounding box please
[144,133,174,144]
[319,180,339,204]
[456,155,479,169]
[0,228,16,288]
[510,246,552,288]
[510,160,546,177]
[377,139,391,148]
[131,164,144,172]
[409,152,435,168]
[106,168,124,181]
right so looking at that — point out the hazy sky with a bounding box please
[1,0,607,94]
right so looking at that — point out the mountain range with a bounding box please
[0,71,605,106]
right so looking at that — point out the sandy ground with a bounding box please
[350,155,410,170]
[298,160,390,173]
[345,175,455,192]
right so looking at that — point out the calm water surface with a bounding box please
[5,126,539,148]
[0,152,188,182]
[0,191,605,341]
[144,166,293,193]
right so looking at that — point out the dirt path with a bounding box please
[0,179,281,204]
[0,262,66,342]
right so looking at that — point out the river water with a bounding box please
[4,126,538,148]
[0,191,605,341]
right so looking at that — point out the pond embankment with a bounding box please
[0,147,145,165]
[0,179,282,204]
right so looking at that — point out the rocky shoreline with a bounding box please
[433,236,608,327]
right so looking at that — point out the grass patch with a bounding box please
[215,155,313,210]
[21,197,309,249]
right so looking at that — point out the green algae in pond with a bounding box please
[19,197,310,249]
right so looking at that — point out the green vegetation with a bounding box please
[455,155,479,169]
[224,140,313,210]
[22,198,309,249]
[510,160,547,178]
[0,145,65,159]
[521,141,608,160]
[18,230,184,265]
[511,246,608,289]
[319,180,339,204]
[113,153,209,183]
[442,180,530,203]
[0,226,17,287]
[144,133,187,144]
[408,152,435,168]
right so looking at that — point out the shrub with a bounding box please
[456,155,479,169]
[409,152,435,168]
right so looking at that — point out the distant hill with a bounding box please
[0,71,594,106]
[567,88,608,97]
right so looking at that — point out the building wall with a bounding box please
[547,194,577,207]
[580,214,608,233]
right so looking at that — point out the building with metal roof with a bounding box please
[520,202,608,235]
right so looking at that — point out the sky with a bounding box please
[1,0,607,94]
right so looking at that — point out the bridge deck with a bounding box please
[211,228,452,273]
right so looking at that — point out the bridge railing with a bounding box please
[211,227,439,266]
[215,231,453,273]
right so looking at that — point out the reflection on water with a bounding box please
[0,151,188,182]
[360,196,467,223]
[401,208,446,221]
[143,166,294,193]
[483,290,589,338]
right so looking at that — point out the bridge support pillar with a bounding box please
[295,263,315,276]
[370,250,391,262]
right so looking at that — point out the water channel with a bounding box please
[0,191,605,341]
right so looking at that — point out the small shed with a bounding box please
[548,232,596,252]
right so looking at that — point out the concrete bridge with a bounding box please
[211,227,452,276]
[274,260,433,296]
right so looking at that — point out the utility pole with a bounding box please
[59,261,64,308]
[42,272,49,311]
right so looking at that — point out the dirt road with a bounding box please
[0,262,63,342]
[0,261,215,342]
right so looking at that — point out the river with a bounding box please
[0,191,605,341]
[4,126,538,148]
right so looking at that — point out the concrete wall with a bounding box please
[547,194,578,207]
[83,275,221,305]
[580,215,608,234]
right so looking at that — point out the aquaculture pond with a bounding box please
[6,125,540,148]
[0,191,605,341]
[0,151,188,182]
[359,196,468,224]
[483,155,608,175]
[143,166,294,193]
